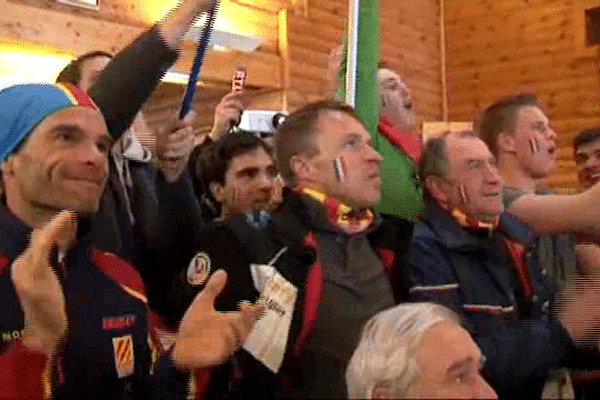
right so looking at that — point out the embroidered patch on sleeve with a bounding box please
[112,334,134,378]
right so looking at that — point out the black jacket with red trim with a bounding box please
[152,188,414,398]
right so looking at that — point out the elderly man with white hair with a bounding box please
[346,303,497,399]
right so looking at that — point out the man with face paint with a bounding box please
[157,100,414,399]
[375,63,424,222]
[408,131,600,400]
[328,53,424,221]
[477,94,583,286]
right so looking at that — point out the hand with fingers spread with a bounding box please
[156,111,197,183]
[210,91,247,140]
[173,269,263,369]
[11,211,77,356]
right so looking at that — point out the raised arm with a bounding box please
[88,0,219,140]
[507,182,600,234]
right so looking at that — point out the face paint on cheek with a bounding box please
[529,138,540,154]
[458,182,470,205]
[228,186,239,208]
[333,157,348,183]
[380,94,387,107]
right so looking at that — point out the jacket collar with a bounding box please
[0,203,93,260]
[0,204,32,259]
[422,198,534,250]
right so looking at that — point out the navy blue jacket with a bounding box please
[0,205,193,399]
[408,200,573,400]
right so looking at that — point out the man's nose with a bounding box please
[474,375,498,400]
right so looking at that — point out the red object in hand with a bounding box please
[232,67,247,92]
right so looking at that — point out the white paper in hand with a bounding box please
[243,248,297,373]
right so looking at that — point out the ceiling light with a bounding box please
[185,22,262,53]
[56,0,99,10]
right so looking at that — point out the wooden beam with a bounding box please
[278,9,290,111]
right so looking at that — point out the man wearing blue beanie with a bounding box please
[0,83,262,399]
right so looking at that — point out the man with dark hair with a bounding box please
[574,127,600,190]
[160,99,414,398]
[55,50,114,88]
[55,42,196,278]
[408,131,600,400]
[195,132,277,222]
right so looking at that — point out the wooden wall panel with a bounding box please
[445,0,600,190]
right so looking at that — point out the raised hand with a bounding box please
[158,0,221,51]
[156,111,196,183]
[173,270,263,369]
[210,91,247,140]
[11,211,76,356]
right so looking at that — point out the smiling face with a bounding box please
[427,135,504,222]
[1,106,111,224]
[575,137,600,189]
[293,110,383,209]
[406,321,497,399]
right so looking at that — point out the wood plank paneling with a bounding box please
[446,0,600,190]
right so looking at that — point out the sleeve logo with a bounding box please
[112,334,134,378]
[187,252,211,286]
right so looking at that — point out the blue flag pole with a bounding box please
[179,2,220,119]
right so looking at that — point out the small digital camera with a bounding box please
[237,110,287,138]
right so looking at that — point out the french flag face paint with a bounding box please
[458,182,470,204]
[529,138,540,154]
[333,157,348,183]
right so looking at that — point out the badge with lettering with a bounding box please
[243,262,297,373]
[103,315,136,331]
[112,334,134,378]
[187,252,211,286]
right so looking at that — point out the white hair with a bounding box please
[346,303,460,399]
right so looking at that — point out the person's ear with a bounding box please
[1,155,16,177]
[425,175,451,205]
[289,154,312,182]
[209,182,225,203]
[497,132,516,154]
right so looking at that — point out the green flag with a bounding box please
[338,0,381,149]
